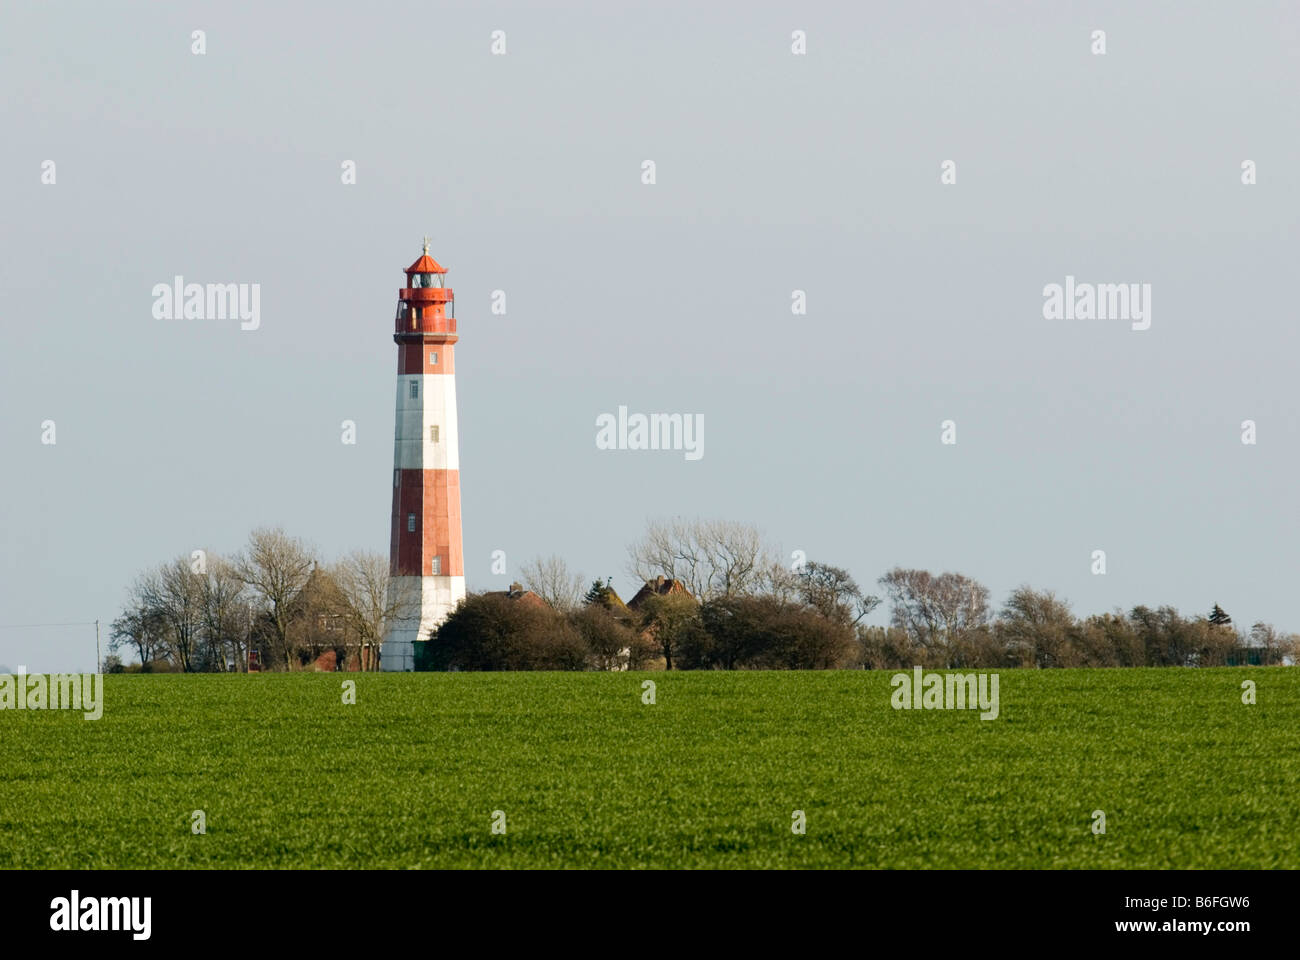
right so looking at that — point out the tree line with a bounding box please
[440,519,1296,671]
[111,518,1296,672]
[437,566,1293,672]
[109,528,395,672]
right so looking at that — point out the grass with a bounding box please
[1,669,1296,868]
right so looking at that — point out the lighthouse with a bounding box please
[380,239,465,671]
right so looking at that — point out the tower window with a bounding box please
[409,380,419,400]
[429,351,438,366]
[393,469,399,488]
[429,425,439,443]
[407,513,416,533]
[432,556,441,575]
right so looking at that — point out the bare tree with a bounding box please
[332,550,407,671]
[626,518,773,600]
[110,578,168,668]
[519,554,584,613]
[1249,621,1292,666]
[760,559,802,603]
[877,567,991,665]
[200,553,249,672]
[794,562,880,627]
[998,585,1075,668]
[140,558,205,672]
[236,527,317,670]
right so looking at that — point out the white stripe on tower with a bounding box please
[393,373,459,471]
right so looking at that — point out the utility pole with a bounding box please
[95,619,101,673]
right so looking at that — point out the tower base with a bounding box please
[380,639,415,672]
[380,575,466,671]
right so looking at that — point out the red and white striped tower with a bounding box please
[381,239,465,671]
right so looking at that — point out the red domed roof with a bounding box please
[406,240,446,274]
[406,253,446,274]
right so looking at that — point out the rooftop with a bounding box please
[406,237,447,274]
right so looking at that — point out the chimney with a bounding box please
[655,575,665,590]
[509,582,523,596]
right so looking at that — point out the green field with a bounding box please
[2,669,1296,868]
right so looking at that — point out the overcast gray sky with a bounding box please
[2,1,1297,672]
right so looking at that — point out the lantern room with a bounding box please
[395,238,456,337]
